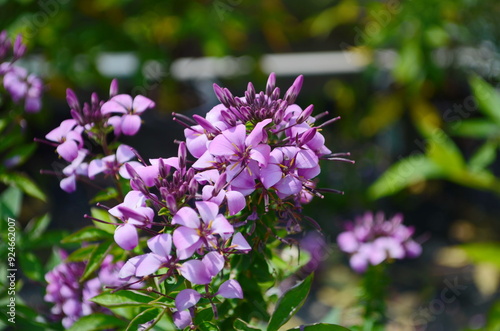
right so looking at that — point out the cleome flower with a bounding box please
[337,212,422,273]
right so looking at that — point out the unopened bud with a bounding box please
[297,104,314,124]
[109,79,119,97]
[266,72,276,96]
[213,172,227,195]
[299,128,316,146]
[284,75,303,104]
[12,35,26,59]
[193,114,218,134]
[66,88,80,111]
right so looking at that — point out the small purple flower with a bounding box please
[179,251,225,285]
[45,252,124,328]
[133,234,174,277]
[109,191,154,250]
[60,149,88,193]
[260,146,320,198]
[337,212,422,273]
[195,170,246,215]
[101,94,155,136]
[88,144,135,179]
[45,119,84,162]
[172,201,234,259]
[173,310,192,329]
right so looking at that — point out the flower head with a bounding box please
[45,252,124,328]
[337,212,422,273]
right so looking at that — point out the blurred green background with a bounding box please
[2,0,500,330]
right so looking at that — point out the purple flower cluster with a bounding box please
[43,73,343,329]
[0,31,43,113]
[42,80,154,192]
[182,73,338,203]
[337,212,422,273]
[44,252,124,328]
[110,142,249,328]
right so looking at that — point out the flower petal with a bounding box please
[180,260,211,284]
[60,175,76,193]
[173,310,192,329]
[211,215,234,235]
[202,251,225,276]
[132,95,155,114]
[57,140,79,162]
[114,223,138,250]
[231,232,251,252]
[147,233,172,256]
[175,289,201,311]
[172,207,200,228]
[135,253,165,277]
[216,280,243,299]
[195,201,219,224]
[116,144,135,163]
[225,190,246,215]
[121,114,142,136]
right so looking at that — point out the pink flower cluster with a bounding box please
[42,80,154,192]
[0,31,43,113]
[43,73,343,329]
[337,212,422,273]
[183,73,335,203]
[44,252,125,328]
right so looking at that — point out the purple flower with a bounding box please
[60,149,88,192]
[45,252,124,328]
[173,201,233,259]
[88,144,135,179]
[45,119,84,162]
[179,251,225,285]
[260,146,320,198]
[195,170,246,215]
[109,191,154,250]
[132,234,174,277]
[337,212,422,273]
[101,94,155,136]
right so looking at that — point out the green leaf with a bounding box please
[427,130,466,177]
[90,187,119,204]
[67,313,126,331]
[469,142,498,172]
[81,240,113,282]
[0,185,22,218]
[0,172,46,201]
[470,75,500,126]
[90,207,117,234]
[234,318,261,331]
[199,321,220,331]
[126,307,167,331]
[287,323,352,331]
[61,226,112,243]
[24,214,51,240]
[460,242,500,269]
[368,155,443,199]
[267,274,314,331]
[19,251,44,282]
[450,119,500,139]
[4,142,37,167]
[91,290,157,308]
[67,245,96,262]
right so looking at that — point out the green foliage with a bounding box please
[267,274,313,331]
[67,314,127,331]
[91,290,159,308]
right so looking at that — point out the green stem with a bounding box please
[360,263,388,327]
